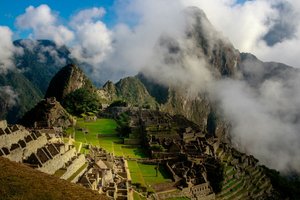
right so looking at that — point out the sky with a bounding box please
[0,0,299,68]
[1,0,300,173]
[0,0,117,37]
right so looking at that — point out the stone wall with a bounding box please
[0,120,7,129]
[4,133,48,162]
[61,154,86,180]
[123,138,141,145]
[0,128,30,148]
[39,147,76,174]
[190,183,211,196]
[71,164,88,183]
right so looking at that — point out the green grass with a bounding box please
[128,161,172,192]
[68,118,172,193]
[54,168,66,178]
[133,191,147,200]
[165,198,190,200]
[127,161,146,186]
[138,163,172,185]
[69,118,147,158]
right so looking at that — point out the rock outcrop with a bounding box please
[20,97,74,128]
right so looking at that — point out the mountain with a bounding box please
[184,7,240,77]
[13,39,73,94]
[45,64,95,102]
[44,64,100,116]
[0,157,107,200]
[240,52,298,86]
[0,39,73,123]
[99,77,157,108]
[98,7,238,137]
[0,72,42,123]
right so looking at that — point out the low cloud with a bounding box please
[0,86,19,108]
[0,26,22,73]
[212,70,300,172]
[107,0,300,173]
[6,0,300,173]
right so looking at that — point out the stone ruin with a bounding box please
[124,109,217,200]
[79,147,131,200]
[0,120,86,182]
[123,109,274,200]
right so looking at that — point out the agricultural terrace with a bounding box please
[65,117,174,195]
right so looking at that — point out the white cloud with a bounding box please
[180,0,300,67]
[0,86,19,108]
[14,5,112,75]
[0,26,22,73]
[69,7,113,76]
[101,0,187,79]
[212,73,300,172]
[9,1,300,172]
[16,4,74,45]
[70,7,106,26]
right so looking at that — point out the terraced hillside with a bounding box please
[216,145,273,200]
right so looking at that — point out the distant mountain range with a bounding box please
[0,7,296,131]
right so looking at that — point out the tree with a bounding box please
[62,88,100,116]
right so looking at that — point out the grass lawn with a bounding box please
[138,163,172,185]
[128,161,173,191]
[76,118,117,135]
[68,118,147,158]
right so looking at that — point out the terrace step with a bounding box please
[222,180,245,200]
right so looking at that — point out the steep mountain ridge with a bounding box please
[98,77,157,108]
[45,64,95,102]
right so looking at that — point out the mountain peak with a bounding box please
[45,64,94,101]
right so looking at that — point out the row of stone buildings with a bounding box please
[0,120,86,183]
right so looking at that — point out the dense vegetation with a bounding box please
[0,157,107,200]
[62,88,101,116]
[113,77,158,108]
[108,100,128,108]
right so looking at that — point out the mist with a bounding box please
[3,0,300,173]
[0,26,22,73]
[0,86,19,108]
[108,0,300,173]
